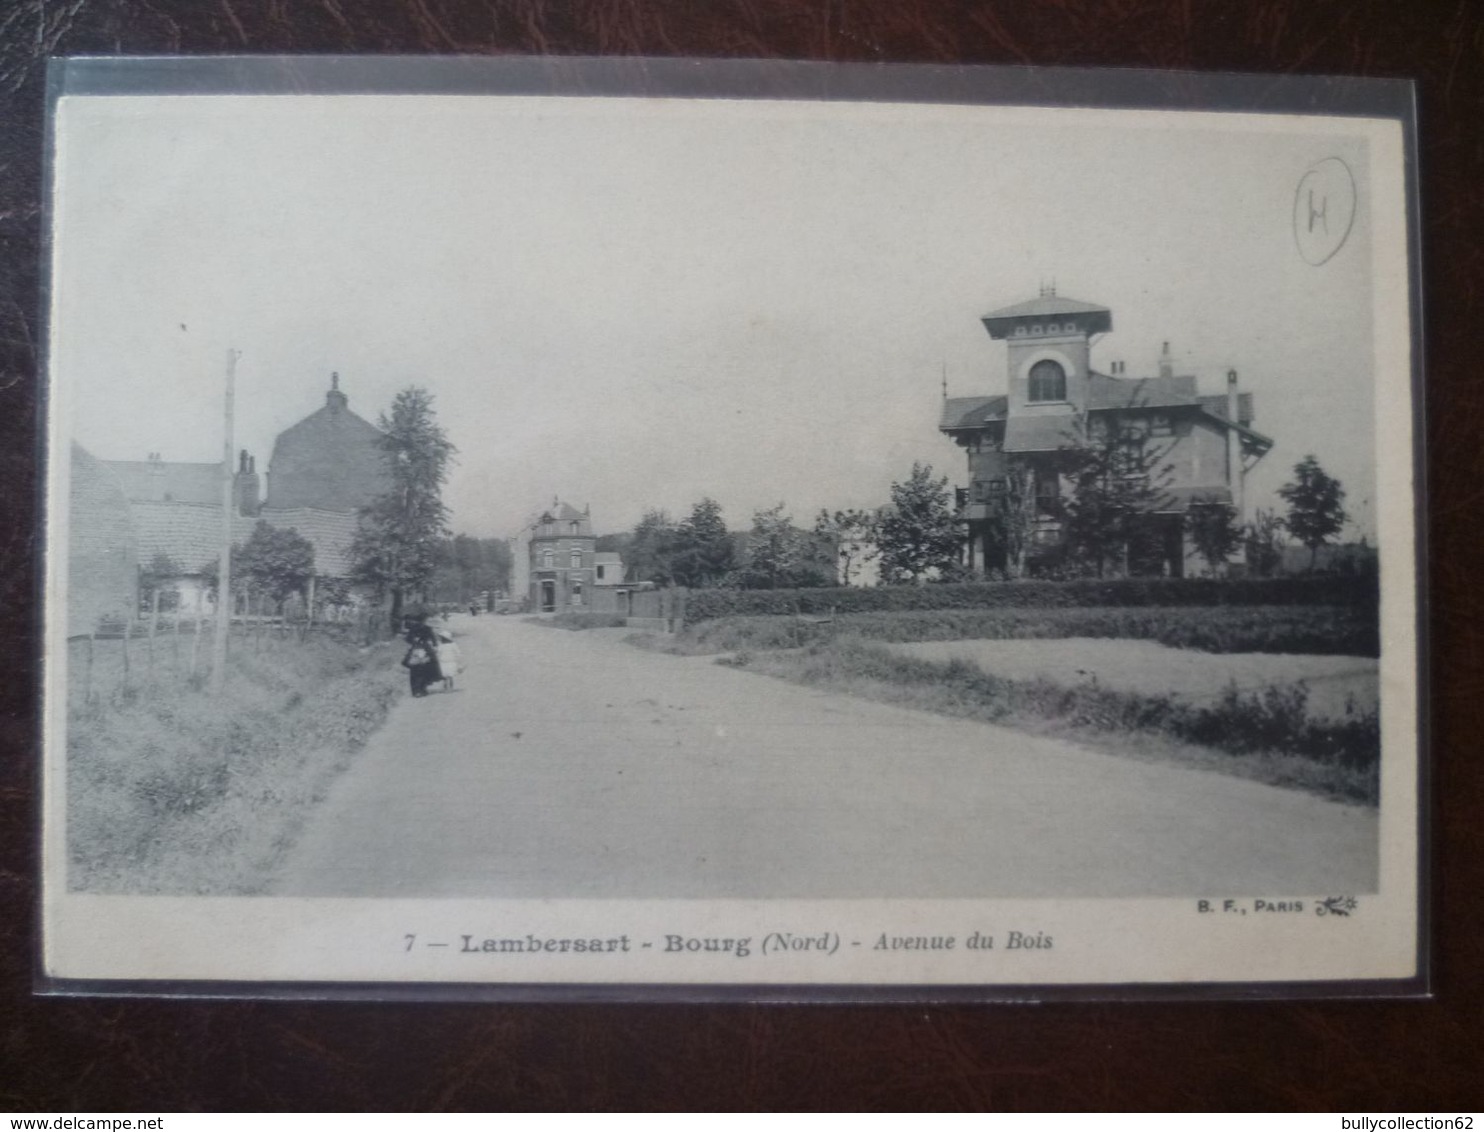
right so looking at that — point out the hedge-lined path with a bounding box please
[270,614,1378,898]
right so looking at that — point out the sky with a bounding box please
[50,94,1398,541]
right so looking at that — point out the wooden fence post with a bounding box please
[147,588,160,683]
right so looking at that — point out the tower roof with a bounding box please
[981,294,1112,339]
[537,501,587,525]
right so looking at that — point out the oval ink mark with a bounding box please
[1293,156,1357,266]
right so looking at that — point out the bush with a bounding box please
[67,635,404,894]
[681,575,1377,625]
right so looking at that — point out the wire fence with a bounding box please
[66,602,391,709]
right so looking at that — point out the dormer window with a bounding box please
[1028,359,1067,402]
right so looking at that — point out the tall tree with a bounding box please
[813,507,879,586]
[986,461,1037,579]
[734,503,829,589]
[669,497,734,588]
[348,387,456,628]
[1060,413,1175,577]
[1278,454,1348,570]
[876,462,963,584]
[626,508,679,585]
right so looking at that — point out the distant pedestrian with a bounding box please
[401,615,443,697]
[436,631,461,692]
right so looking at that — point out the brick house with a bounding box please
[511,500,628,614]
[939,290,1273,577]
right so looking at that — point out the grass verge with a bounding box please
[644,604,1377,657]
[66,634,405,894]
[719,638,1380,805]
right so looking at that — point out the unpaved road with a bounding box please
[271,615,1377,898]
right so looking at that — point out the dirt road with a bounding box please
[271,615,1377,898]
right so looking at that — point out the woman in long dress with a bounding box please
[401,616,443,697]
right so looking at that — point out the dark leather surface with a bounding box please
[2,0,1480,1112]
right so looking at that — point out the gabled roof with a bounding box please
[535,501,586,524]
[1198,393,1256,426]
[1004,414,1080,453]
[1195,395,1273,454]
[1087,372,1198,410]
[131,502,362,578]
[104,460,223,505]
[257,507,360,577]
[131,501,255,573]
[982,295,1112,338]
[940,395,1009,430]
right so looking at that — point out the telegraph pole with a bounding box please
[211,348,239,694]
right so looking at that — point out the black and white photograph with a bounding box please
[41,61,1420,991]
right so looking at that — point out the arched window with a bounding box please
[1028,359,1067,402]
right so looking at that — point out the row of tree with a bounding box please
[613,448,1349,589]
[158,384,1354,615]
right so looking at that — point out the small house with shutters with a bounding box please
[939,289,1273,577]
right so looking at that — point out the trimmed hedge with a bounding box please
[675,604,1378,658]
[682,575,1378,625]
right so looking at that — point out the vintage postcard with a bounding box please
[40,59,1421,996]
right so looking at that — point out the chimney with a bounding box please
[1158,342,1173,379]
[1226,369,1243,521]
[326,371,348,412]
[234,448,261,517]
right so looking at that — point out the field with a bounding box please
[65,628,405,894]
[885,638,1377,721]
